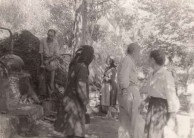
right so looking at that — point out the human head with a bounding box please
[69,45,94,68]
[126,43,141,62]
[149,49,166,68]
[109,57,116,68]
[47,29,56,40]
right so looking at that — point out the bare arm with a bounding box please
[165,72,180,113]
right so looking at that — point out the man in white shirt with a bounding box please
[39,29,60,96]
[117,43,144,138]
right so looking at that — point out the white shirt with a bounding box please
[145,67,180,112]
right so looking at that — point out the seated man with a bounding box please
[39,29,60,97]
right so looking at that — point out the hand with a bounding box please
[138,102,144,112]
[86,104,92,114]
[83,101,89,112]
[122,88,134,100]
[122,88,127,94]
[167,112,177,128]
[169,112,176,119]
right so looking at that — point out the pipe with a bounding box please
[0,27,13,54]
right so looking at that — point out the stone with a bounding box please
[9,104,43,136]
[9,104,43,120]
[0,114,18,138]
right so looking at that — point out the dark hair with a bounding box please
[69,45,94,69]
[150,49,165,66]
[109,58,116,68]
[127,43,139,55]
[48,29,56,35]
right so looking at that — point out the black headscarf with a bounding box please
[109,58,117,68]
[69,45,94,69]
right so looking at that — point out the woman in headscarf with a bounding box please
[101,56,118,117]
[141,49,180,138]
[54,45,94,138]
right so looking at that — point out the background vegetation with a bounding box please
[0,0,194,95]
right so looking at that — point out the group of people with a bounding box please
[39,29,94,138]
[101,56,118,117]
[117,43,180,138]
[39,29,180,138]
[100,43,180,138]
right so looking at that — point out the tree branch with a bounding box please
[97,0,111,5]
[109,0,122,10]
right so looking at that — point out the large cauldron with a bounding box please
[0,27,43,136]
[0,54,24,73]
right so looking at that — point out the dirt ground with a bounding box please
[86,116,119,138]
[12,110,194,138]
[12,91,194,138]
[14,114,119,138]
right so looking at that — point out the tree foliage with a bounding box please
[0,0,194,91]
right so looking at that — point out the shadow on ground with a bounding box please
[13,113,119,138]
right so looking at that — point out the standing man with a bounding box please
[39,29,60,97]
[117,43,144,138]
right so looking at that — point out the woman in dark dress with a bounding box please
[55,45,94,138]
[108,58,118,115]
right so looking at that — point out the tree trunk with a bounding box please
[72,0,88,56]
[81,0,87,46]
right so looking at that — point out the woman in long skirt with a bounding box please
[101,56,118,117]
[109,59,118,113]
[142,49,180,138]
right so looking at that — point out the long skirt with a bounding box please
[54,96,86,137]
[145,97,169,138]
[110,80,118,106]
[101,82,111,107]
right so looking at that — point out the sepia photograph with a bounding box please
[0,0,194,138]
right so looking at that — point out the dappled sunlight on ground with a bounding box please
[13,86,194,138]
